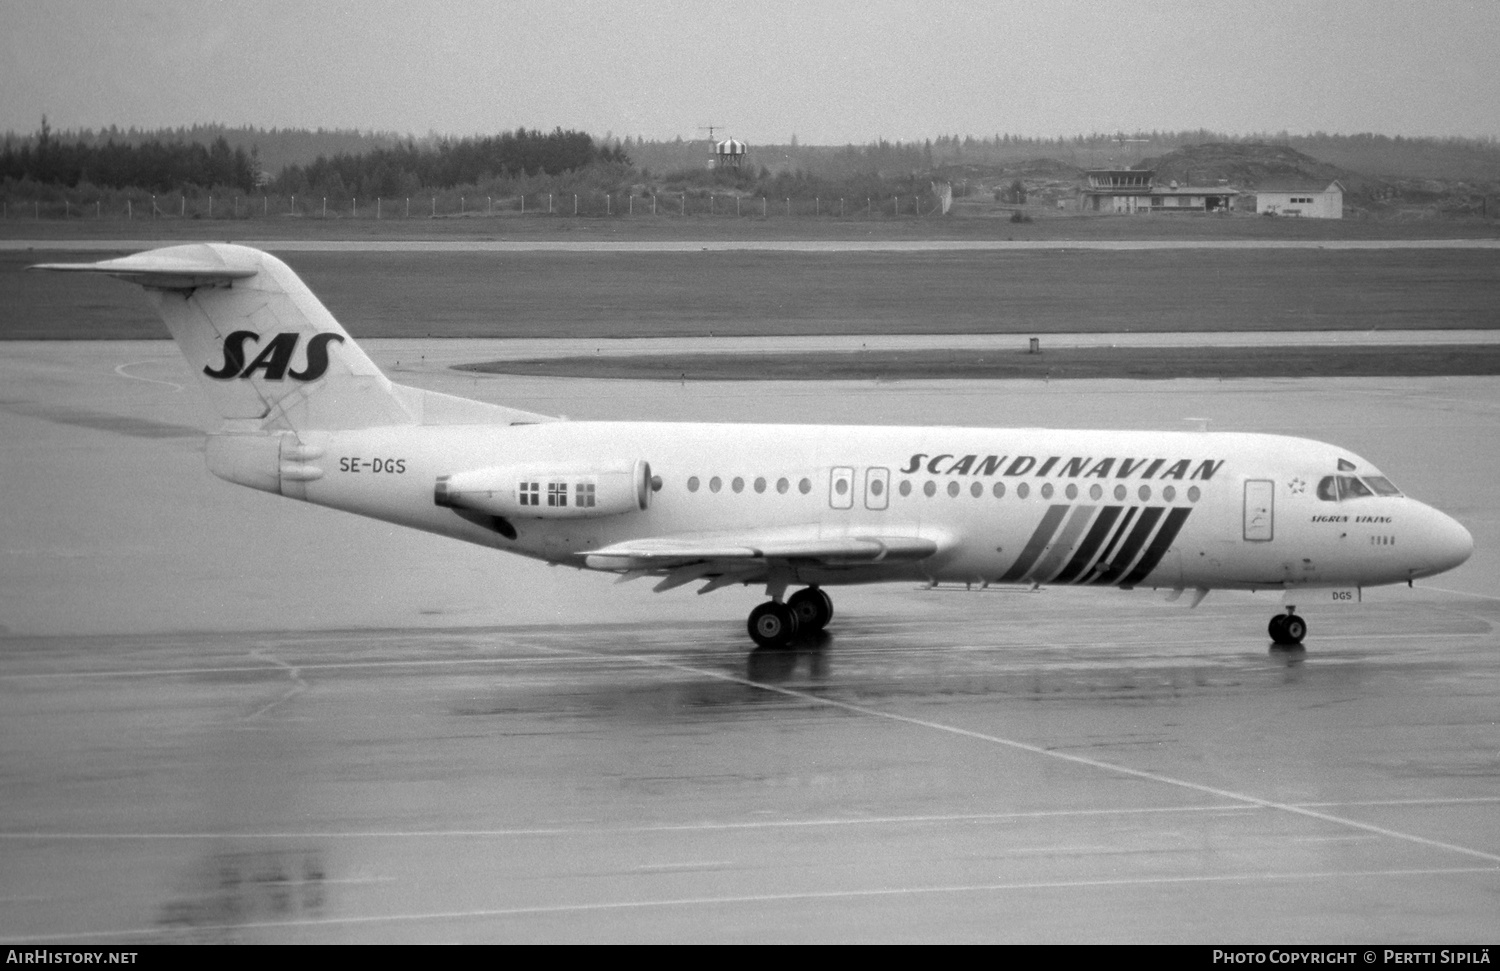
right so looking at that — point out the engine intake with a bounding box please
[435,460,651,520]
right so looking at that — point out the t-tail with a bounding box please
[32,243,551,493]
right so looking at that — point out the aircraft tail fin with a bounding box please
[32,243,411,430]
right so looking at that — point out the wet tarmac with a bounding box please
[1,341,1497,942]
[3,601,1498,943]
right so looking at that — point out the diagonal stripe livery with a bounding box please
[1000,503,1193,589]
[1051,505,1124,585]
[1120,507,1193,587]
[1027,505,1097,583]
[1093,506,1139,578]
[998,504,1070,583]
[1089,506,1165,585]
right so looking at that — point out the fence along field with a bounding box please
[0,186,949,221]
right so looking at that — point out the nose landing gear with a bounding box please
[1269,606,1307,646]
[747,587,832,648]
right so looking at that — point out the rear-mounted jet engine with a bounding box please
[435,460,653,520]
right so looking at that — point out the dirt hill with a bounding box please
[1136,142,1496,219]
[1138,142,1352,189]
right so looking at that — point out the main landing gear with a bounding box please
[1268,606,1308,646]
[748,587,833,649]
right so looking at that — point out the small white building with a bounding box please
[1256,180,1344,219]
[1078,170,1239,213]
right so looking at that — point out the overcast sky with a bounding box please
[4,0,1497,144]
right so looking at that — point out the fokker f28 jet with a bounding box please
[35,244,1474,649]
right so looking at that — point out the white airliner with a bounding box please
[35,243,1473,648]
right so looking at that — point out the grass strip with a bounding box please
[459,344,1500,381]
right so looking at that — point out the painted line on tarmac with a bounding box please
[3,798,1494,842]
[112,361,183,391]
[9,864,1496,941]
[1418,584,1500,602]
[529,643,1500,867]
[0,804,1262,839]
[0,653,602,680]
[243,648,308,721]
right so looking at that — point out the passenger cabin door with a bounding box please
[1244,479,1274,542]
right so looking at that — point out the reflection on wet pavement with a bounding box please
[157,849,326,943]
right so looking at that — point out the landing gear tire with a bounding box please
[787,587,833,632]
[748,601,801,649]
[1269,612,1307,646]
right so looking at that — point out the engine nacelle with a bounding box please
[435,460,652,520]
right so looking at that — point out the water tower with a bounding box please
[714,137,748,169]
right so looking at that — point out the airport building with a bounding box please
[1078,170,1240,213]
[1254,179,1345,219]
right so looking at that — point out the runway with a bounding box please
[1,340,1497,942]
[5,237,1500,253]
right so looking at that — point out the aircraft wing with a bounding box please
[583,529,944,592]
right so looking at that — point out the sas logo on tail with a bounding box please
[204,331,344,381]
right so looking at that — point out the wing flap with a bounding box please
[584,531,941,572]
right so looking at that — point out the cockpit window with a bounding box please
[1317,475,1396,501]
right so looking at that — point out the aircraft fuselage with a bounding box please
[231,421,1472,595]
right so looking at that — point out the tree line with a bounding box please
[0,118,258,192]
[272,127,629,198]
[0,122,628,199]
[4,118,1494,208]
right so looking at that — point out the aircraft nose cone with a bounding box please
[1422,509,1474,577]
[1445,515,1475,570]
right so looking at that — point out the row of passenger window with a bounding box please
[896,480,1202,503]
[684,473,1201,504]
[686,475,811,495]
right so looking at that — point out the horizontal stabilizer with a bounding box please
[31,245,259,291]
